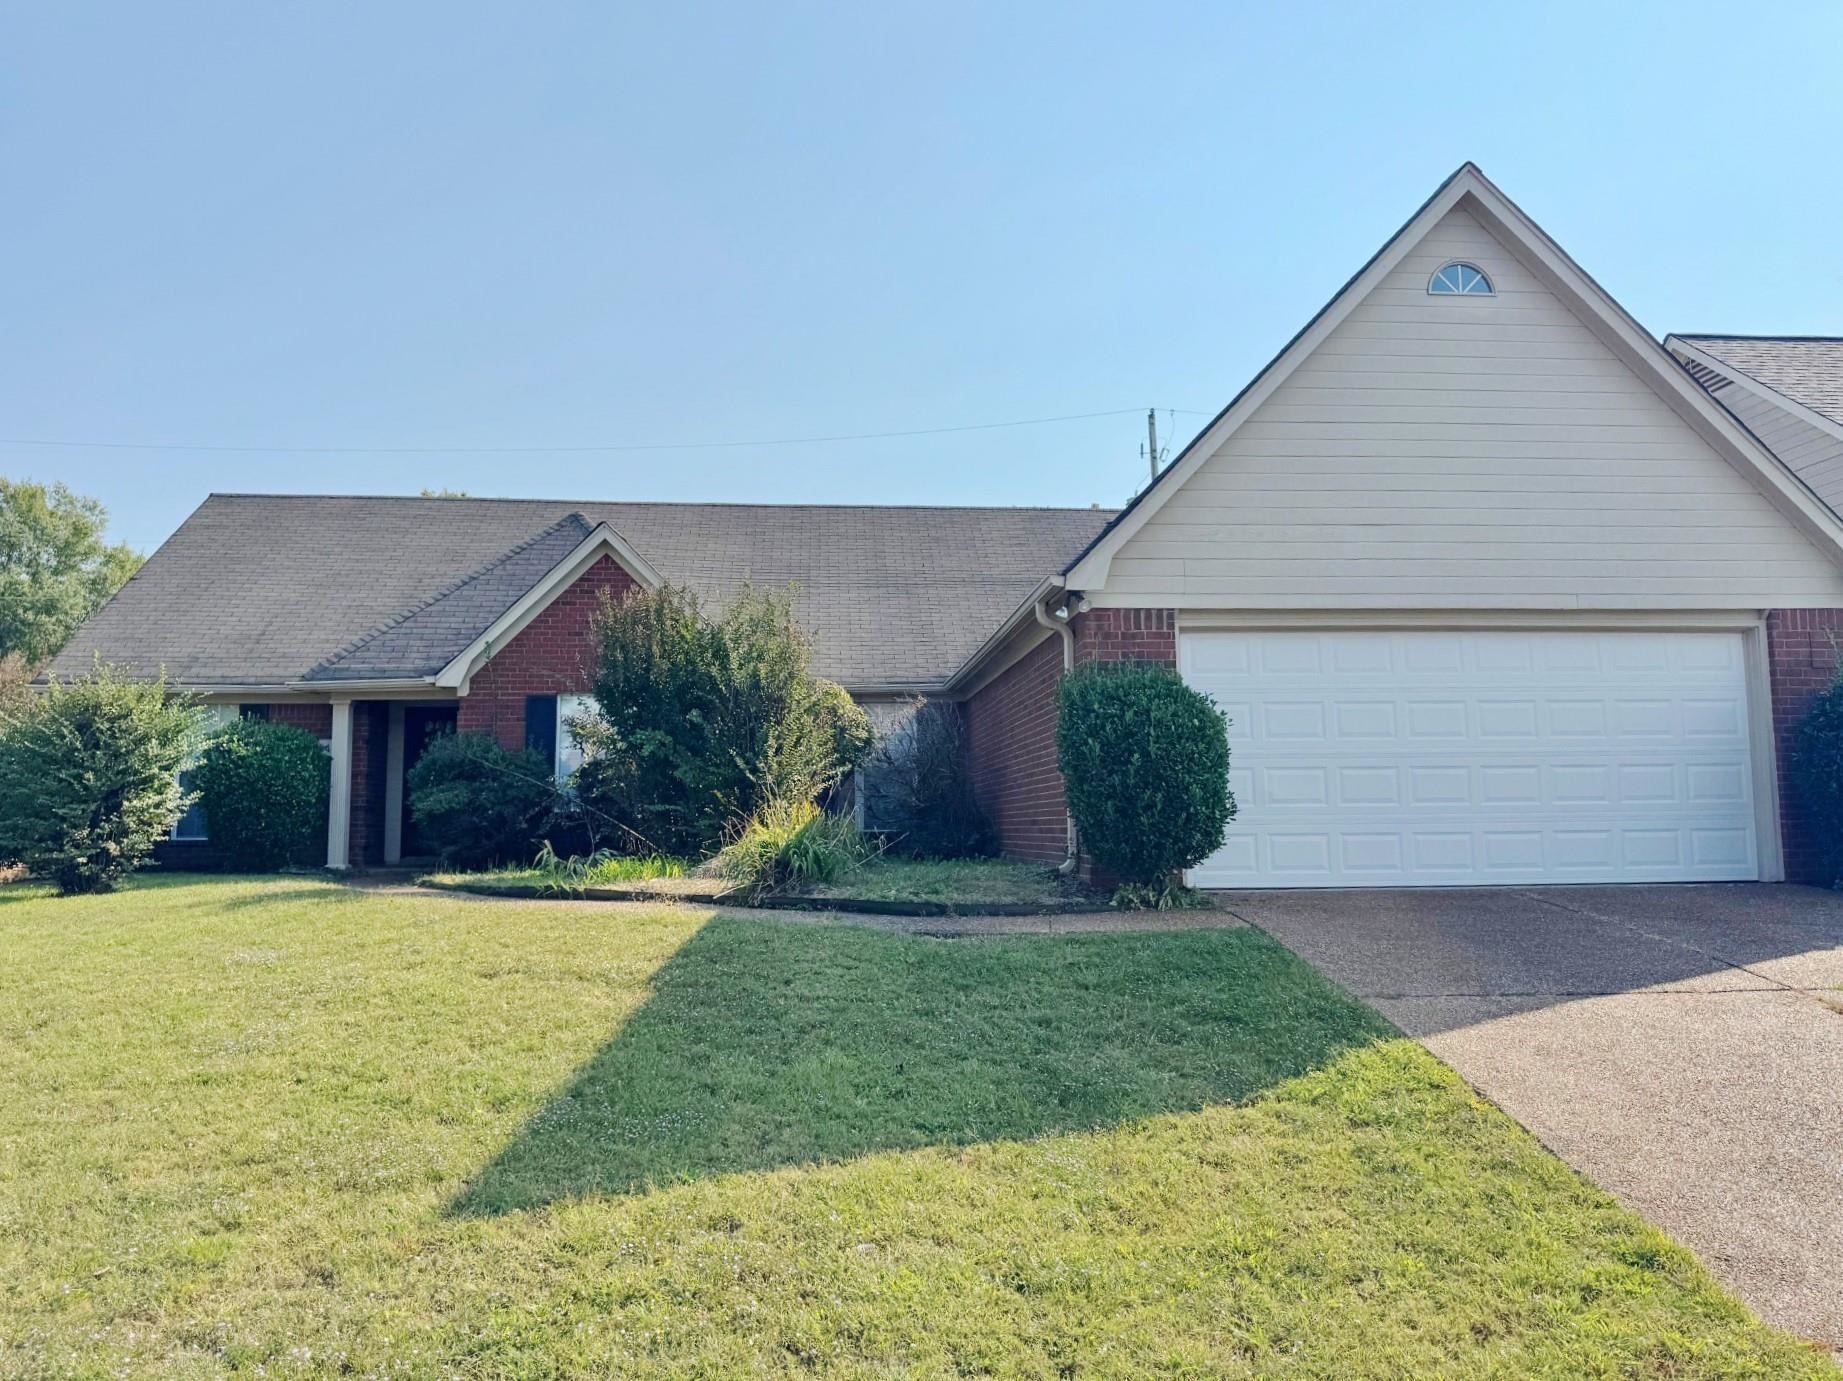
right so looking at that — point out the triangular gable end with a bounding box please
[434,521,662,692]
[1064,164,1843,592]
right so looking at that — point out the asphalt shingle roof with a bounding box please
[49,494,1115,691]
[1677,336,1843,430]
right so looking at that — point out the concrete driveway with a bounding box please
[1219,884,1843,1350]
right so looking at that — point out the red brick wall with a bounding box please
[261,703,333,737]
[1072,607,1177,667]
[349,702,390,866]
[457,556,638,751]
[962,609,1181,868]
[1767,609,1843,884]
[965,635,1069,864]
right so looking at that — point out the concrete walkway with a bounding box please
[1222,884,1843,1351]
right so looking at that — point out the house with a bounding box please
[49,164,1843,887]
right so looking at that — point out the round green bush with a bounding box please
[407,731,556,869]
[1790,673,1843,887]
[194,719,331,870]
[1055,661,1235,888]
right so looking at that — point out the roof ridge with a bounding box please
[202,492,1116,516]
[1673,334,1843,344]
[305,511,593,678]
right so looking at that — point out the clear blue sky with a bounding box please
[4,2,1840,552]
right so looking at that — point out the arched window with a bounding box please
[1428,262,1493,296]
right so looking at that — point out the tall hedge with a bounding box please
[1789,672,1843,887]
[0,666,206,894]
[1055,661,1234,889]
[194,719,330,870]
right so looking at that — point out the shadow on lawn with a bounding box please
[450,916,1388,1214]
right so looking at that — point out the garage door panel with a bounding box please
[1183,629,1759,887]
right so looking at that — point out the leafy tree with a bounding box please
[573,583,873,856]
[194,719,331,870]
[0,666,206,893]
[0,654,29,724]
[1056,661,1234,898]
[0,479,142,665]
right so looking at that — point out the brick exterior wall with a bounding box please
[265,703,333,737]
[963,608,1179,868]
[349,702,390,867]
[457,555,638,751]
[1072,607,1177,667]
[1766,609,1843,884]
[965,635,1069,864]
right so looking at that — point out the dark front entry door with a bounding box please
[400,707,458,858]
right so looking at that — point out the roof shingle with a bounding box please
[1675,336,1843,430]
[49,494,1114,691]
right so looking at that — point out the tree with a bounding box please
[1056,661,1234,900]
[0,479,142,665]
[0,666,206,893]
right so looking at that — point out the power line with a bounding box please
[0,407,1216,457]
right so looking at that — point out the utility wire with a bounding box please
[0,407,1217,457]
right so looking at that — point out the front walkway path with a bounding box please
[1222,883,1843,1352]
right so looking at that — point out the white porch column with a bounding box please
[326,699,354,870]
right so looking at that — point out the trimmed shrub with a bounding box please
[864,698,995,858]
[1789,670,1843,887]
[407,731,556,869]
[575,583,874,856]
[1055,661,1234,896]
[0,666,206,894]
[192,719,331,870]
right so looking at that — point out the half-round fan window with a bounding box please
[1429,262,1493,296]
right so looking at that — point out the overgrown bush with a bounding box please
[0,653,30,724]
[708,799,869,901]
[1056,661,1234,900]
[864,698,995,858]
[406,731,557,869]
[0,666,206,894]
[1790,670,1843,887]
[193,719,330,870]
[573,583,874,856]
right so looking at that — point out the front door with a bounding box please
[400,706,458,858]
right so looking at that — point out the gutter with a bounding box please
[1031,590,1083,876]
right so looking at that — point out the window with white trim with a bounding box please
[556,693,595,781]
[1428,261,1493,295]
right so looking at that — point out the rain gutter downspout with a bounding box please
[1034,592,1081,875]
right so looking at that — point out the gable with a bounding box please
[1092,203,1843,610]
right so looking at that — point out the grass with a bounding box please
[423,851,687,895]
[0,876,1831,1379]
[792,855,1094,907]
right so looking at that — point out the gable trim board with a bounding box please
[433,522,661,693]
[1061,164,1843,599]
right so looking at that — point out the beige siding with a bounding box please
[1105,207,1843,609]
[1698,368,1843,516]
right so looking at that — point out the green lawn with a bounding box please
[788,855,1094,908]
[0,877,1828,1379]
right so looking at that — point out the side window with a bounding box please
[556,693,594,781]
[171,705,238,840]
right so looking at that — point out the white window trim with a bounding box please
[171,705,239,840]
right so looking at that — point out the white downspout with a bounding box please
[1034,594,1080,875]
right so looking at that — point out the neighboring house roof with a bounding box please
[1059,164,1843,589]
[1670,336,1843,432]
[47,494,1115,692]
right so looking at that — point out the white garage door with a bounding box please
[1181,629,1759,888]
